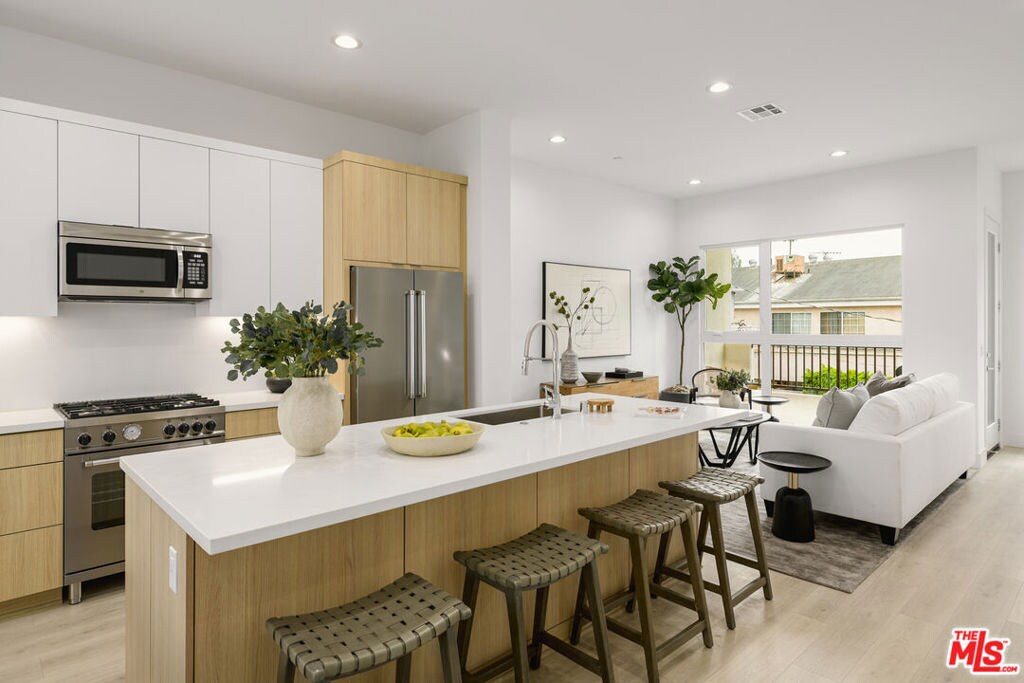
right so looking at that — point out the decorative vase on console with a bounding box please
[548,286,596,385]
[221,301,382,457]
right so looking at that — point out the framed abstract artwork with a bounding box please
[542,261,632,358]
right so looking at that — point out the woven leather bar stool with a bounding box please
[658,469,773,630]
[569,490,713,683]
[453,523,615,683]
[266,573,471,683]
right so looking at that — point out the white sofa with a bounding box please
[758,374,976,544]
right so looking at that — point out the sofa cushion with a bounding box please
[914,373,959,417]
[812,384,869,429]
[865,371,914,397]
[849,380,935,435]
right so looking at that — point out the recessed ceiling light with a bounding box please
[688,178,703,186]
[707,81,732,94]
[333,34,362,49]
[830,149,849,158]
[549,135,566,143]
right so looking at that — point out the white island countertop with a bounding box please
[121,395,743,555]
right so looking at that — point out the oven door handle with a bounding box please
[83,456,123,468]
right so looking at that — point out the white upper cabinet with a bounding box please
[0,111,58,316]
[270,162,323,310]
[58,122,139,227]
[206,150,270,316]
[140,137,209,232]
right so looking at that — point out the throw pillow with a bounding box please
[812,383,869,429]
[865,371,914,397]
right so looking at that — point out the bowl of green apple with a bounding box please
[381,419,486,457]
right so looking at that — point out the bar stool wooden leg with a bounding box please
[457,573,480,674]
[680,515,714,648]
[628,535,660,683]
[276,650,295,683]
[744,490,774,601]
[505,589,530,683]
[570,521,600,645]
[395,654,412,683]
[706,503,736,629]
[438,630,462,683]
[582,562,616,683]
[529,586,550,669]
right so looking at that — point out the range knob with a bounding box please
[204,420,217,432]
[177,422,190,435]
[77,432,92,447]
[191,421,204,433]
[163,424,177,437]
[102,430,116,444]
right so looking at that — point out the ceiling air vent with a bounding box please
[737,103,786,121]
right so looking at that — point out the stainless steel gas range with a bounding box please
[54,394,225,604]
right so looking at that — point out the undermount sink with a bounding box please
[461,405,576,426]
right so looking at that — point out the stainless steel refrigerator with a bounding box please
[350,266,466,423]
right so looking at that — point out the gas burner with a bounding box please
[54,393,220,420]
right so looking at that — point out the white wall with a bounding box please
[1001,171,1024,446]
[423,111,513,407]
[509,159,678,400]
[0,305,244,411]
[0,25,423,163]
[675,149,986,460]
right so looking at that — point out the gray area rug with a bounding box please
[708,452,965,594]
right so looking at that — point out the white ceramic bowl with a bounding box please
[380,421,486,457]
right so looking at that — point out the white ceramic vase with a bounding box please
[277,377,343,457]
[560,337,579,384]
[718,390,742,409]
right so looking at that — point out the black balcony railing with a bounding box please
[760,345,903,394]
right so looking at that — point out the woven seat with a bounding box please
[267,573,470,682]
[453,523,608,591]
[578,489,701,537]
[659,468,762,503]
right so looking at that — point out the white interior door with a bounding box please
[984,219,1001,449]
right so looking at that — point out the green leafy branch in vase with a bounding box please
[548,287,597,343]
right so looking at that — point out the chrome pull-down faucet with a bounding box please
[522,320,562,419]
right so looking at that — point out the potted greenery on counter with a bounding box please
[221,301,382,456]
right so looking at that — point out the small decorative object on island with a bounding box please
[548,286,596,384]
[221,301,383,456]
[714,369,752,409]
[648,256,732,386]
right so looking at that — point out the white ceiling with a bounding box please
[2,0,1023,197]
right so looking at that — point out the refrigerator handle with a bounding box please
[416,290,427,398]
[404,290,417,400]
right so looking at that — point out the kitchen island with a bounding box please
[121,394,739,682]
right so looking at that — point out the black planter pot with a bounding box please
[266,377,293,394]
[658,390,693,403]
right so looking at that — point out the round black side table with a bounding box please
[757,451,832,543]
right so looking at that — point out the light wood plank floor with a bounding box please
[2,450,1021,682]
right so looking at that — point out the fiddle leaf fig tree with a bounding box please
[648,256,732,385]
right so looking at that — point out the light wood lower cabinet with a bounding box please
[224,408,279,440]
[0,463,62,536]
[0,526,62,604]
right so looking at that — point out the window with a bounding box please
[772,312,811,334]
[820,311,865,335]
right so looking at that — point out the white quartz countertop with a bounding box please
[0,407,64,435]
[121,395,744,555]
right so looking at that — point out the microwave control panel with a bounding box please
[183,251,209,289]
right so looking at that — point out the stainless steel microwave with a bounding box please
[58,222,212,302]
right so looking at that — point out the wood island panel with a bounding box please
[404,475,539,681]
[192,508,404,683]
[536,450,632,630]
